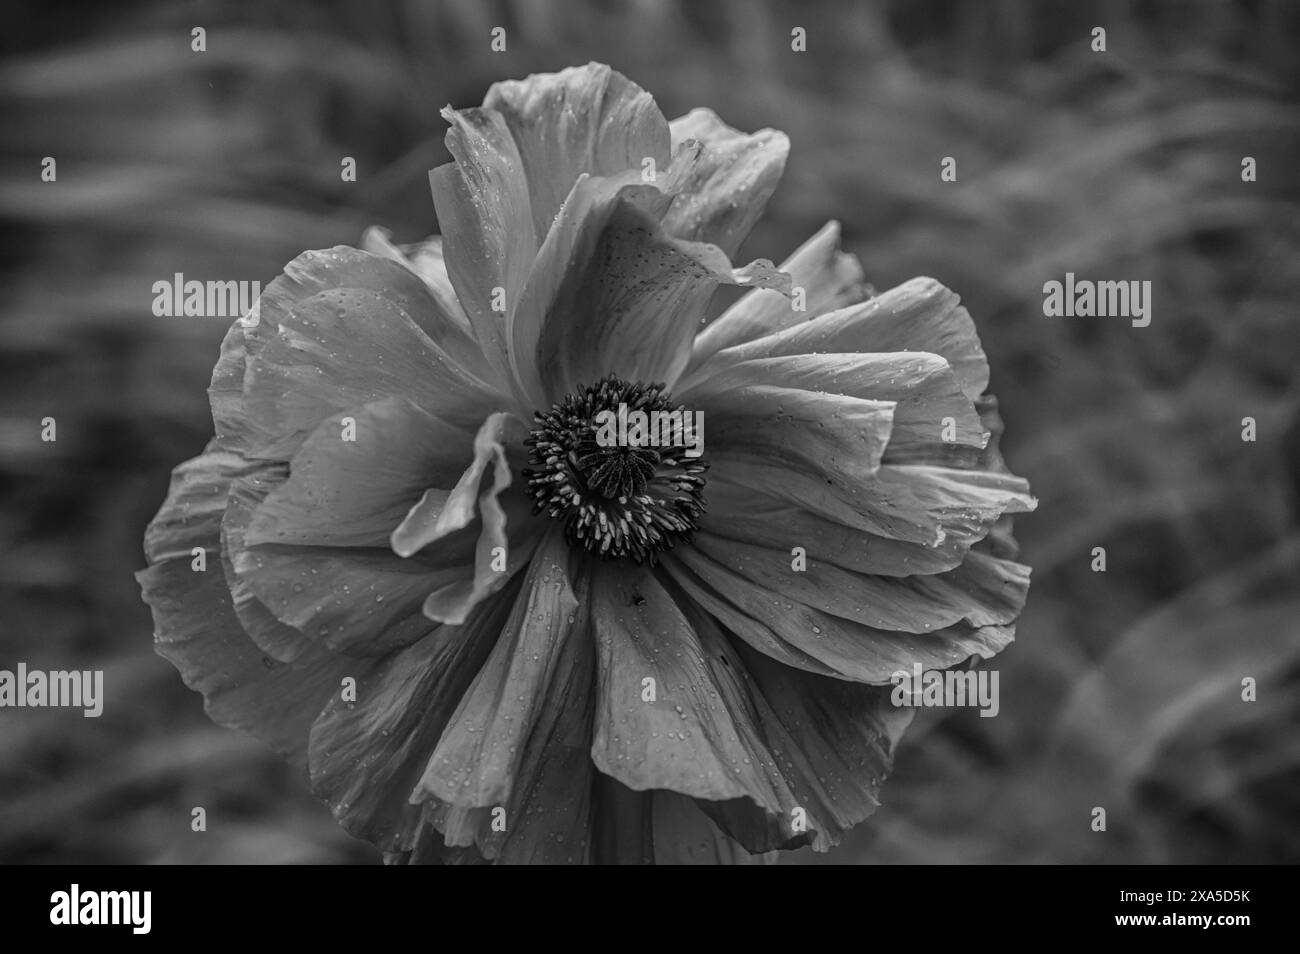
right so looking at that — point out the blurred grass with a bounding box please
[1,0,1297,863]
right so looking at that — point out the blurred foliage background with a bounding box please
[1,0,1298,864]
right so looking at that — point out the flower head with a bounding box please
[139,63,1035,864]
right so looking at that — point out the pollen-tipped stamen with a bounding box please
[523,375,707,563]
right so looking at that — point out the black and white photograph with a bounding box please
[0,0,1295,927]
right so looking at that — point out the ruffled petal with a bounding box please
[411,532,599,863]
[428,107,538,391]
[138,446,356,771]
[684,351,988,466]
[419,507,542,628]
[692,276,989,401]
[589,564,910,853]
[529,195,789,403]
[358,226,492,382]
[700,478,972,577]
[143,443,247,564]
[248,399,473,550]
[382,411,543,626]
[226,403,520,657]
[482,63,671,245]
[150,449,311,665]
[686,533,1030,634]
[663,108,788,258]
[390,411,525,557]
[690,631,913,854]
[241,247,504,459]
[711,451,1034,548]
[221,464,316,663]
[415,532,581,805]
[590,564,784,804]
[233,542,463,657]
[360,227,466,328]
[141,556,363,772]
[307,584,520,853]
[662,546,1017,683]
[506,172,665,407]
[403,755,776,864]
[209,323,252,450]
[701,384,896,489]
[689,220,867,368]
[866,463,1038,545]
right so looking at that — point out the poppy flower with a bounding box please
[138,63,1035,864]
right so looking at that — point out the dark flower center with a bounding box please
[523,375,708,563]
